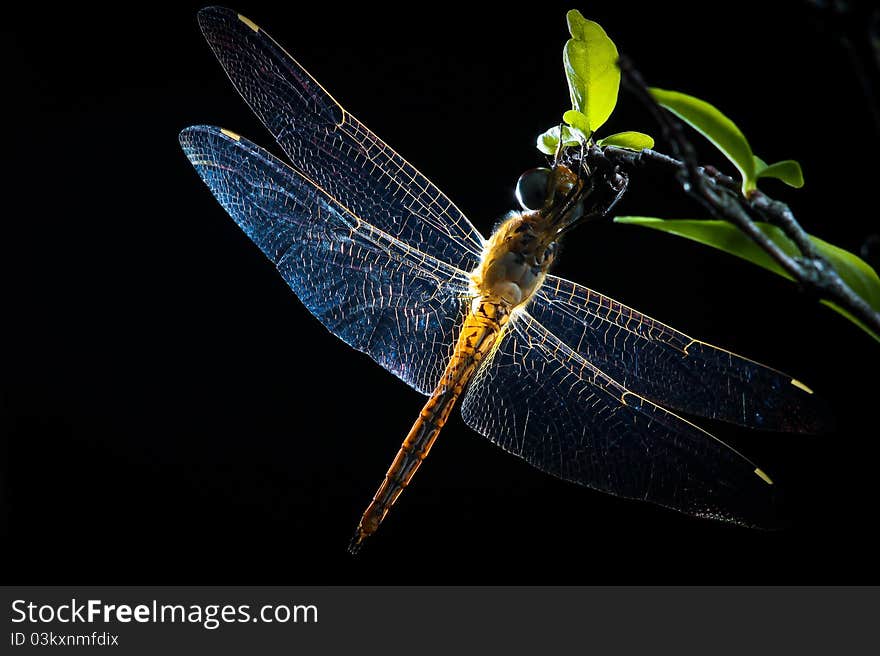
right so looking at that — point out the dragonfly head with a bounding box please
[515,165,588,247]
[516,153,629,247]
[475,161,623,307]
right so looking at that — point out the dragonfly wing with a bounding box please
[461,312,780,527]
[530,275,826,433]
[195,7,485,273]
[180,125,470,395]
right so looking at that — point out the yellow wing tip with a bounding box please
[220,128,241,141]
[790,378,814,395]
[237,14,260,32]
[754,468,774,485]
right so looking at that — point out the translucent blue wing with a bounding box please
[183,9,821,529]
[530,275,826,432]
[195,6,485,273]
[180,125,470,394]
[461,311,780,527]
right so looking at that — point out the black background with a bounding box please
[4,1,879,583]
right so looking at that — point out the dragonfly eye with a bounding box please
[515,168,552,211]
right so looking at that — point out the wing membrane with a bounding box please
[196,6,485,273]
[180,125,470,394]
[186,10,820,528]
[461,312,780,527]
[530,275,826,432]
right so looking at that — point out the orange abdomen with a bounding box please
[349,297,510,552]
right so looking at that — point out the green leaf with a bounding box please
[818,300,878,343]
[562,109,591,137]
[755,157,804,188]
[597,131,655,150]
[614,216,880,342]
[649,87,757,195]
[563,10,620,133]
[536,124,583,155]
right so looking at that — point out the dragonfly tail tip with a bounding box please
[347,533,366,557]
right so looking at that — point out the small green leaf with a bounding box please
[755,158,804,188]
[649,87,757,195]
[563,10,620,133]
[562,109,591,137]
[537,129,560,155]
[597,131,655,150]
[614,216,880,342]
[536,124,583,155]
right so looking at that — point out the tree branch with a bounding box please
[597,56,880,337]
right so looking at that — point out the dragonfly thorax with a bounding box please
[471,211,558,308]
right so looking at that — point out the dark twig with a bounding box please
[600,56,880,338]
[616,58,809,280]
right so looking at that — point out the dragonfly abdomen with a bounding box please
[349,298,510,553]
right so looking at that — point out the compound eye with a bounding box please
[515,167,551,211]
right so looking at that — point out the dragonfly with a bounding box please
[180,7,825,552]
